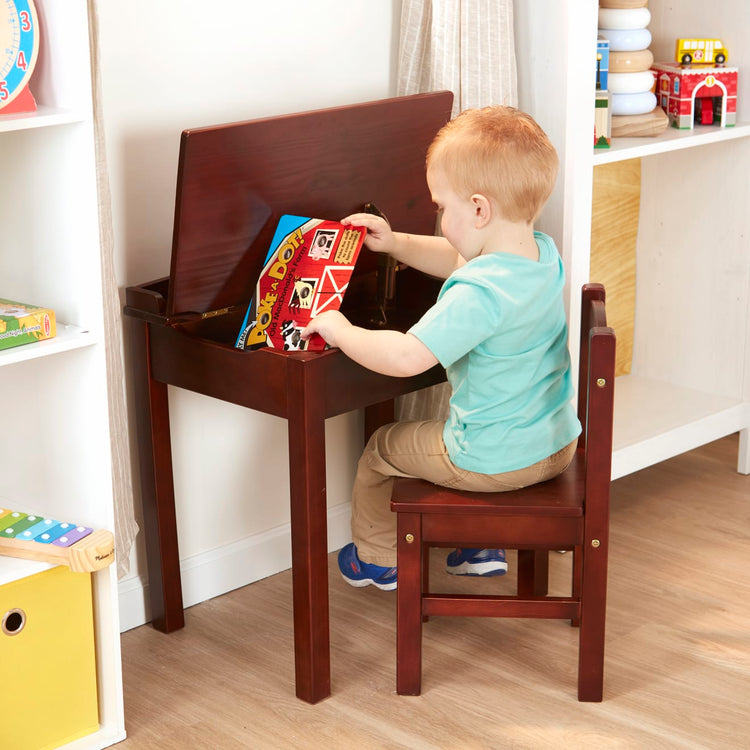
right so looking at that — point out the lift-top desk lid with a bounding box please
[164,91,455,323]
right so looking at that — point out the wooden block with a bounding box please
[590,159,640,377]
[611,106,669,138]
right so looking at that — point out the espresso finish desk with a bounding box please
[124,92,453,703]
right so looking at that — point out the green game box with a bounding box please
[0,298,57,351]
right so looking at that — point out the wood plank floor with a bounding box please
[117,435,750,749]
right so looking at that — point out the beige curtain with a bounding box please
[397,0,518,118]
[396,0,518,421]
[88,0,139,578]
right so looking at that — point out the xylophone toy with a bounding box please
[0,508,114,572]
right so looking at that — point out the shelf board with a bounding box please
[0,324,96,367]
[611,374,749,479]
[0,106,87,133]
[594,121,750,165]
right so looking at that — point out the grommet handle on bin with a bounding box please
[2,608,26,636]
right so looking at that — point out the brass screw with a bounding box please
[596,378,607,388]
[591,539,601,548]
[405,533,415,544]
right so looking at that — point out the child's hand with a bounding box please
[301,310,352,348]
[341,213,396,255]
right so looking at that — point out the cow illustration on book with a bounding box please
[280,319,304,350]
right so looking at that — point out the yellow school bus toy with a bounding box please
[676,39,728,66]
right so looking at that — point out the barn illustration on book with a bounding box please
[235,216,366,351]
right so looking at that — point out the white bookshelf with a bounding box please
[0,1,125,748]
[515,0,750,479]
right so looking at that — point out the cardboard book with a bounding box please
[235,216,366,351]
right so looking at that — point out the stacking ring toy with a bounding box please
[598,7,651,30]
[610,49,654,73]
[600,27,652,52]
[608,71,655,94]
[611,91,657,116]
[599,0,648,8]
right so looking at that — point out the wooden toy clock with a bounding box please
[0,0,39,114]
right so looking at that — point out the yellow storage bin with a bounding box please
[0,565,99,750]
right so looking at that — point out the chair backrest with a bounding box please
[576,284,616,493]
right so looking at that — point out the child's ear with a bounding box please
[471,193,492,228]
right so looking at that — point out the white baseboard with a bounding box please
[118,502,352,633]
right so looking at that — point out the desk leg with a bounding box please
[130,321,185,633]
[287,360,330,703]
[364,399,395,443]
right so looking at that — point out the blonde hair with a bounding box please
[426,106,558,223]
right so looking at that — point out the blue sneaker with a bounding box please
[446,548,508,577]
[338,543,397,591]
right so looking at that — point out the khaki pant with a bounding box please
[352,420,577,566]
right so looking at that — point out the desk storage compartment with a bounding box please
[0,566,99,750]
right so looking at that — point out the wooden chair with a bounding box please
[390,283,616,701]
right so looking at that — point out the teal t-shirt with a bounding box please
[408,232,581,474]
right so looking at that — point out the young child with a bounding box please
[301,106,581,591]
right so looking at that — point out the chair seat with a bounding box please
[391,450,585,517]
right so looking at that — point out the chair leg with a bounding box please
[422,543,430,623]
[571,545,582,627]
[577,540,608,701]
[517,549,549,596]
[396,512,424,695]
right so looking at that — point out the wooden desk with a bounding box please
[124,92,453,703]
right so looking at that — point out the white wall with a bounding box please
[98,0,403,631]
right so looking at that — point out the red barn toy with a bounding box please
[652,62,738,129]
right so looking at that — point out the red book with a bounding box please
[235,216,366,351]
